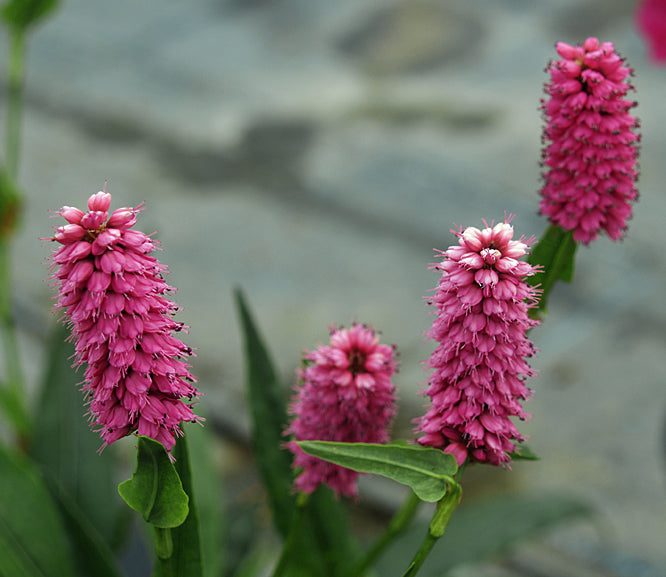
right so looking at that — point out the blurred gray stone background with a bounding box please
[1,0,665,575]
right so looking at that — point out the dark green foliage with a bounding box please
[118,437,189,529]
[44,476,124,577]
[234,288,296,539]
[1,0,60,33]
[0,442,77,577]
[186,422,225,577]
[234,288,360,577]
[527,225,578,317]
[152,432,204,577]
[510,442,541,461]
[31,324,125,549]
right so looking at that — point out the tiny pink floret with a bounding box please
[415,219,540,467]
[286,324,398,498]
[46,188,202,453]
[540,37,640,244]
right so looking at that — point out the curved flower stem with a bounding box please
[271,492,310,577]
[401,482,462,577]
[351,490,421,577]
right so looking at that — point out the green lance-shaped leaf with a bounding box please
[186,420,224,577]
[44,475,124,577]
[527,224,578,316]
[234,288,296,538]
[234,288,359,577]
[297,441,458,502]
[118,436,189,529]
[153,431,204,577]
[0,442,77,577]
[1,0,60,33]
[31,323,126,551]
[510,441,541,461]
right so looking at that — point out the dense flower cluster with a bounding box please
[415,219,540,467]
[540,37,639,244]
[286,324,397,497]
[636,0,666,63]
[47,189,201,452]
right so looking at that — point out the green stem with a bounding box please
[351,490,421,577]
[0,29,29,442]
[0,239,30,438]
[401,482,462,577]
[154,527,174,559]
[154,527,174,577]
[6,30,25,180]
[271,492,310,577]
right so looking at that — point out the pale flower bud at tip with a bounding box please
[107,207,136,229]
[87,191,112,212]
[60,206,85,225]
[54,223,86,244]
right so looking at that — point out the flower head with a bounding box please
[415,218,540,467]
[636,0,666,64]
[46,187,202,452]
[286,323,397,498]
[540,37,640,244]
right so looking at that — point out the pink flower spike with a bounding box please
[415,218,540,467]
[46,185,203,454]
[540,38,640,244]
[286,323,398,498]
[636,0,666,63]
